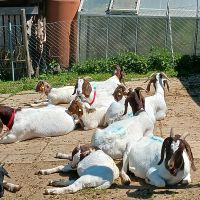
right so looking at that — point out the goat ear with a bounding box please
[123,96,130,115]
[158,138,168,165]
[163,80,170,92]
[146,80,152,93]
[72,79,78,95]
[82,80,92,98]
[183,140,197,171]
[135,88,145,110]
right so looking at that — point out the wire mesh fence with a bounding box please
[0,8,200,80]
[78,14,200,62]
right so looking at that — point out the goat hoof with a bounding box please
[12,185,22,193]
[35,170,41,175]
[43,189,49,195]
[181,180,190,185]
[48,180,54,186]
[124,180,131,185]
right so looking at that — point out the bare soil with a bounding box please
[0,75,200,200]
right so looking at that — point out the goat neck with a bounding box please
[0,106,16,130]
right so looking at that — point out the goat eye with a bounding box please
[79,109,82,112]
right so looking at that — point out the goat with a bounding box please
[91,87,154,160]
[0,105,75,143]
[32,65,125,107]
[72,66,126,108]
[35,144,119,195]
[67,98,107,130]
[103,87,145,126]
[31,80,75,107]
[145,72,170,121]
[120,128,196,187]
[67,85,129,130]
[0,163,21,197]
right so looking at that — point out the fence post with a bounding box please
[166,0,174,63]
[194,0,199,55]
[9,22,15,81]
[21,8,32,78]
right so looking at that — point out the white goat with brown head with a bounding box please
[144,72,170,122]
[0,105,75,143]
[35,144,119,195]
[31,80,75,107]
[91,87,154,160]
[120,128,196,187]
[72,66,126,108]
[67,97,107,131]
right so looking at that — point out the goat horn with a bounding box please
[170,128,174,138]
[84,76,92,80]
[180,132,190,140]
[135,87,147,93]
[160,72,170,81]
[144,72,156,83]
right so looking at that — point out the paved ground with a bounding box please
[0,75,200,200]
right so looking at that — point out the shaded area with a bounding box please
[174,55,200,107]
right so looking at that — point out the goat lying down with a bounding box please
[35,144,119,195]
[31,80,75,107]
[145,72,170,121]
[104,72,170,126]
[121,128,196,187]
[91,87,154,160]
[67,98,107,131]
[32,65,125,107]
[103,86,144,126]
[67,85,128,130]
[72,66,126,108]
[0,163,21,197]
[0,105,75,143]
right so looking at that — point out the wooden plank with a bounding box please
[0,7,38,15]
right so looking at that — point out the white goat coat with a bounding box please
[0,105,75,143]
[128,136,191,187]
[80,107,107,130]
[94,75,121,94]
[77,150,119,184]
[48,86,75,104]
[104,97,133,126]
[91,111,154,159]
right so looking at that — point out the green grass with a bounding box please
[0,69,177,95]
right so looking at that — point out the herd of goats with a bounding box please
[0,66,197,197]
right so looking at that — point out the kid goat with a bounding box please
[67,85,127,130]
[32,65,125,107]
[35,144,119,195]
[120,128,196,187]
[0,105,75,143]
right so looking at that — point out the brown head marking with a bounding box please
[68,99,83,118]
[112,85,127,102]
[158,128,196,176]
[35,80,51,95]
[82,79,92,98]
[71,144,100,161]
[123,87,145,116]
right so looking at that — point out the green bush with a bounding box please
[70,48,176,75]
[175,55,200,75]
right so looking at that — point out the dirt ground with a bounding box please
[0,75,200,200]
